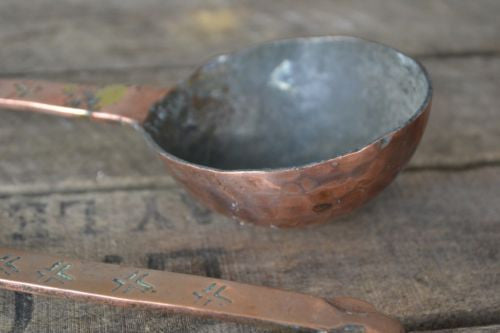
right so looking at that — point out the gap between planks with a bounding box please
[0,50,499,78]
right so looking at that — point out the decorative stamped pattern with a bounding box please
[0,255,21,276]
[62,85,98,110]
[112,271,155,294]
[37,262,74,284]
[193,283,232,306]
[14,82,42,98]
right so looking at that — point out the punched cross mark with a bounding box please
[37,262,74,284]
[193,283,232,306]
[0,255,20,276]
[0,247,405,332]
[112,271,155,293]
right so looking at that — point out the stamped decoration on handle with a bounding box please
[0,255,21,276]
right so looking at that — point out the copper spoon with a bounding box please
[0,36,432,227]
[0,247,404,332]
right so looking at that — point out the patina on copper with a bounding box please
[0,36,432,227]
[0,247,405,332]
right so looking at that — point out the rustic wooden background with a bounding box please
[0,1,499,332]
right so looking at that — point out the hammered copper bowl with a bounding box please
[0,36,431,227]
[142,36,432,227]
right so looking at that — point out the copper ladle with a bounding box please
[0,36,432,227]
[0,246,404,332]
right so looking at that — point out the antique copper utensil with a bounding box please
[0,247,404,332]
[0,36,432,227]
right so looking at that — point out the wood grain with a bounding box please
[0,0,499,74]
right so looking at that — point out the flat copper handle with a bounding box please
[0,79,169,124]
[0,247,404,332]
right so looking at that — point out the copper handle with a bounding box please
[0,247,404,332]
[0,79,168,124]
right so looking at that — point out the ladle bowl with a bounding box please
[0,36,432,227]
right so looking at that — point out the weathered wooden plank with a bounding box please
[1,167,499,332]
[1,56,499,187]
[411,56,500,168]
[0,0,499,73]
[1,2,499,332]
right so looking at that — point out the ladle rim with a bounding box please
[140,35,433,174]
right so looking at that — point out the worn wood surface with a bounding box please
[0,1,499,332]
[1,0,499,73]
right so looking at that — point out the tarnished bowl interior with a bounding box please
[144,37,429,170]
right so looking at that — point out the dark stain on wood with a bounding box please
[9,292,33,333]
[103,255,123,264]
[11,233,25,241]
[59,199,97,235]
[146,253,166,271]
[7,202,49,240]
[146,248,225,278]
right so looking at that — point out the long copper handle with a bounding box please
[0,247,404,332]
[0,79,168,124]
